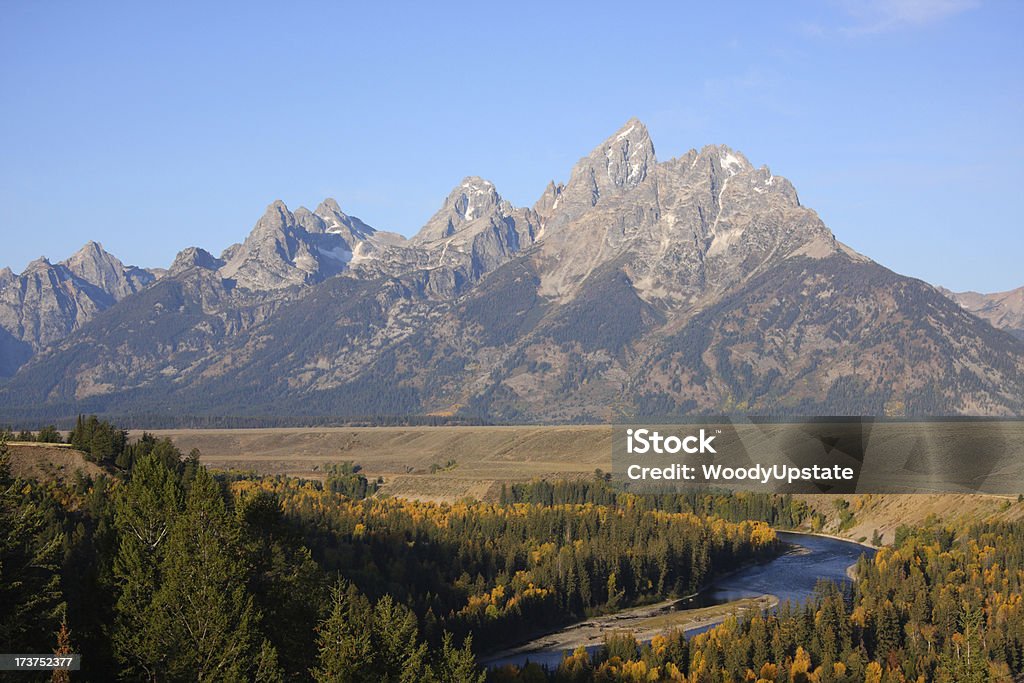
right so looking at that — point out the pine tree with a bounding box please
[149,467,259,681]
[37,426,62,444]
[939,606,988,683]
[371,594,429,682]
[238,489,321,673]
[69,415,86,451]
[311,578,374,683]
[437,632,485,683]
[254,639,285,683]
[111,453,182,678]
[0,434,64,651]
[182,448,201,486]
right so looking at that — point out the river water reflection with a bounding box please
[486,532,876,670]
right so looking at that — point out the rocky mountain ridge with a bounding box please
[2,118,1022,421]
[942,286,1024,340]
[0,242,156,375]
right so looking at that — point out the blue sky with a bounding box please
[1,0,1021,292]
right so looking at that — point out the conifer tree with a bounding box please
[372,594,430,682]
[239,489,321,674]
[149,467,259,681]
[437,632,485,683]
[111,452,182,678]
[37,426,62,444]
[254,638,285,683]
[311,578,374,683]
[0,434,63,651]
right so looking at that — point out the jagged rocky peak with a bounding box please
[533,180,565,219]
[598,117,656,190]
[403,177,541,285]
[169,247,225,276]
[535,118,658,234]
[313,198,377,242]
[253,199,295,235]
[0,243,159,362]
[661,144,786,193]
[219,200,317,289]
[61,241,155,298]
[569,117,657,192]
[23,256,53,273]
[292,206,324,234]
[704,144,752,176]
[412,177,509,243]
[532,121,851,301]
[218,198,385,291]
[314,197,348,224]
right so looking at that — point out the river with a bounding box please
[484,531,875,670]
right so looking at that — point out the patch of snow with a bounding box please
[319,244,353,263]
[720,151,743,176]
[325,218,349,234]
[710,177,731,234]
[616,125,636,141]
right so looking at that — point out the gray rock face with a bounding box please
[945,286,1024,340]
[218,200,327,290]
[217,199,403,291]
[169,247,225,276]
[1,118,1022,418]
[532,119,844,303]
[0,243,157,375]
[62,241,155,299]
[409,177,540,281]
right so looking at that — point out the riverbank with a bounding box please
[788,528,879,550]
[481,594,778,667]
[480,542,786,666]
[783,529,876,579]
[482,531,875,670]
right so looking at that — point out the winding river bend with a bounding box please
[484,532,875,670]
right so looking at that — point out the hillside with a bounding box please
[6,442,106,483]
[945,285,1024,340]
[2,119,1023,422]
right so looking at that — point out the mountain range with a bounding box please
[2,118,1022,424]
[941,287,1024,341]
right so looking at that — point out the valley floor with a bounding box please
[142,425,1024,543]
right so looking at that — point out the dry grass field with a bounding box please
[135,425,1024,540]
[140,426,613,503]
[6,442,106,483]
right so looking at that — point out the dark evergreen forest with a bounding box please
[2,421,1022,681]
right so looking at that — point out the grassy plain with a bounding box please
[135,425,1024,544]
[140,425,612,503]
